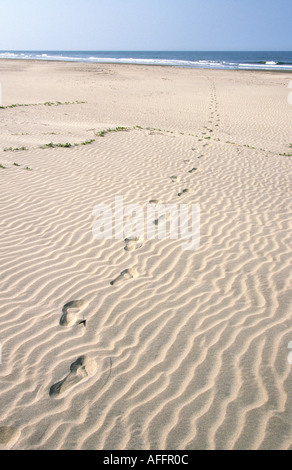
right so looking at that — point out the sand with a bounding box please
[0,59,292,450]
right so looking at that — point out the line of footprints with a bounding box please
[49,84,217,400]
[0,81,217,447]
[49,149,205,399]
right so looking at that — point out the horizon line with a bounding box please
[1,49,292,53]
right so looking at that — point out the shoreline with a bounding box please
[1,57,292,73]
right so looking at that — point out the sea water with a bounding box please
[0,50,292,71]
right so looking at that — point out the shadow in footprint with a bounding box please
[170,175,180,183]
[188,167,200,173]
[49,355,98,397]
[0,427,20,447]
[178,189,193,197]
[149,199,161,205]
[110,268,139,286]
[60,299,88,327]
[153,213,170,226]
[124,237,143,252]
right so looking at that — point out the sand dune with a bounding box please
[0,60,292,450]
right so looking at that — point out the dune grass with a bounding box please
[0,101,86,110]
[3,146,28,152]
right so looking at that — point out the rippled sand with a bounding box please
[0,60,292,450]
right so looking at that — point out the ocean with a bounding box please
[0,50,292,71]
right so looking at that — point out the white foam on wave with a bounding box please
[0,52,19,58]
[238,62,292,70]
[0,52,228,69]
[0,52,291,71]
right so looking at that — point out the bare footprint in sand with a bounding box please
[49,355,98,398]
[170,175,180,183]
[149,199,161,205]
[110,268,139,286]
[0,427,20,448]
[124,237,143,252]
[154,213,170,226]
[178,189,193,197]
[60,299,88,327]
[188,167,201,173]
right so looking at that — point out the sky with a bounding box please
[0,0,291,51]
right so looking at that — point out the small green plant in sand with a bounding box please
[243,144,255,149]
[13,163,21,166]
[95,127,128,137]
[3,146,27,152]
[41,142,73,149]
[81,139,95,145]
[56,142,72,148]
[0,101,86,110]
[0,164,5,169]
[42,142,55,148]
[96,130,108,137]
[41,138,96,149]
[0,103,31,109]
[44,101,85,106]
[43,100,86,106]
[279,152,292,156]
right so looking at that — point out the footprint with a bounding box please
[0,427,20,448]
[110,268,139,286]
[154,213,170,226]
[170,175,180,183]
[60,299,88,327]
[149,199,161,205]
[178,189,193,197]
[124,237,143,252]
[49,355,98,397]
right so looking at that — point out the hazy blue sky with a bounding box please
[0,0,291,51]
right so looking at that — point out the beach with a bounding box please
[0,59,292,450]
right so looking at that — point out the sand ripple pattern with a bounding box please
[0,63,292,450]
